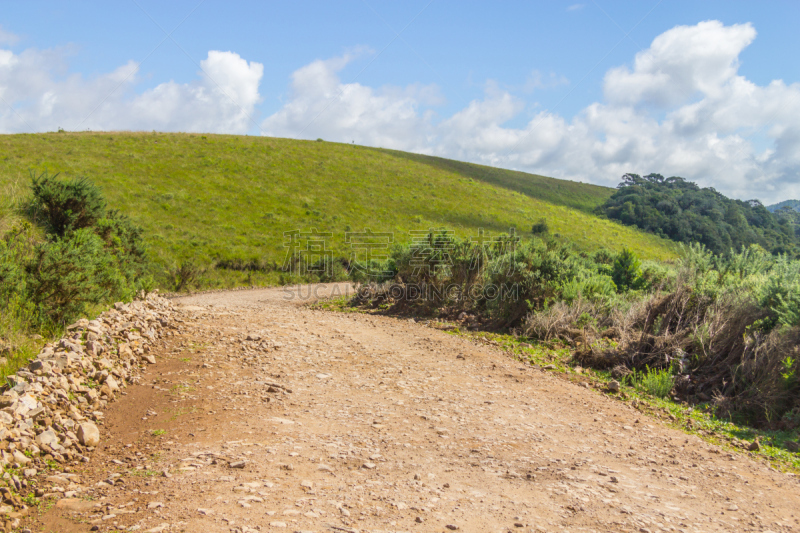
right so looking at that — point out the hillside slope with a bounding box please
[0,132,676,286]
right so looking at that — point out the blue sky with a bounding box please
[1,1,799,202]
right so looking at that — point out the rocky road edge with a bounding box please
[0,292,175,532]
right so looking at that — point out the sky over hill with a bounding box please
[0,1,798,204]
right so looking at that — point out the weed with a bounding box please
[129,469,162,477]
[170,384,194,396]
[628,366,675,399]
[150,429,166,436]
[167,406,197,421]
[23,492,39,507]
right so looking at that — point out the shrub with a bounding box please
[612,247,642,291]
[25,229,123,324]
[0,231,28,304]
[757,257,800,330]
[170,260,205,292]
[524,298,610,342]
[531,218,549,235]
[316,258,350,283]
[636,261,673,291]
[29,171,106,237]
[484,239,586,327]
[559,273,617,304]
[216,257,277,273]
[95,209,151,290]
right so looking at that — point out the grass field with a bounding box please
[0,131,677,288]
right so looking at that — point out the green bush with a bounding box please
[531,218,549,235]
[95,209,151,289]
[559,273,617,304]
[1,173,151,329]
[29,171,106,237]
[0,243,23,304]
[611,247,642,291]
[484,238,585,327]
[26,229,124,324]
[757,256,800,330]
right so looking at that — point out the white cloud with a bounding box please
[261,53,439,152]
[261,20,800,204]
[0,48,263,134]
[604,20,756,107]
[567,4,586,12]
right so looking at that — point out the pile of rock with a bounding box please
[0,292,174,521]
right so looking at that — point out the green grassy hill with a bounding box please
[0,132,677,287]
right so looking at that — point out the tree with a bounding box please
[612,248,642,291]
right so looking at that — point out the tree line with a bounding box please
[598,173,799,256]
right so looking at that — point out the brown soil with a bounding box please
[27,283,800,533]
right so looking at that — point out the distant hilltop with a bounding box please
[767,199,800,213]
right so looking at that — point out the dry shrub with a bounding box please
[580,282,797,425]
[527,273,800,425]
[524,300,595,342]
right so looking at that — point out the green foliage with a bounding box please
[25,229,123,324]
[627,365,675,398]
[768,200,800,213]
[381,233,623,328]
[29,171,106,237]
[531,218,549,235]
[0,237,25,303]
[611,248,642,291]
[758,258,800,330]
[601,173,798,256]
[559,273,617,304]
[782,357,797,389]
[1,172,150,376]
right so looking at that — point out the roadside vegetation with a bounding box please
[0,172,151,378]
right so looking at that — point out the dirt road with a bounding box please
[34,284,800,533]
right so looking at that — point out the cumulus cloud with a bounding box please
[261,53,439,152]
[0,48,263,134]
[262,20,800,203]
[604,21,757,107]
